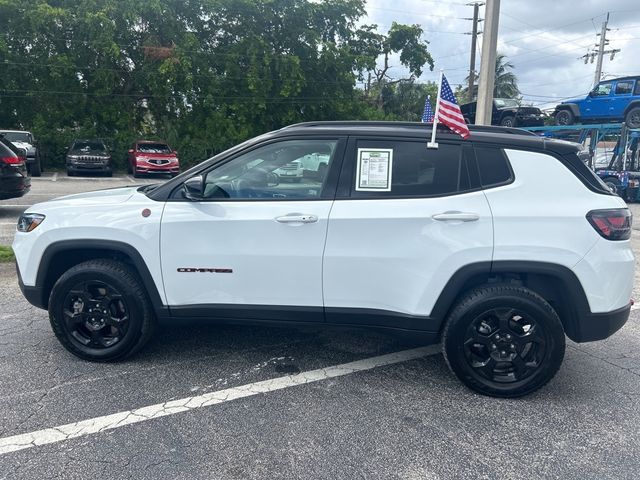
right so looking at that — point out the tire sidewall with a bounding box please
[49,266,146,361]
[626,107,640,129]
[444,290,565,397]
[555,110,573,125]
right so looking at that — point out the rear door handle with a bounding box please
[432,211,479,222]
[275,214,318,224]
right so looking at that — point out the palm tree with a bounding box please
[493,54,520,98]
[462,53,520,101]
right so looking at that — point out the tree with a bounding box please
[0,0,434,169]
[462,53,520,101]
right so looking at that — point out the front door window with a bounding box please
[202,139,337,200]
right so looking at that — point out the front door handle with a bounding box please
[432,211,479,222]
[275,214,318,224]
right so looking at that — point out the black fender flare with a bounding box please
[430,260,590,342]
[31,239,167,317]
[554,103,580,118]
[623,101,640,117]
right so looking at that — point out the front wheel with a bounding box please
[555,109,575,126]
[442,285,565,398]
[500,115,515,127]
[48,259,156,361]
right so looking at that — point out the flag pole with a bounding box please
[427,69,443,149]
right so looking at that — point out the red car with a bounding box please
[127,141,180,177]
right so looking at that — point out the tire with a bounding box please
[133,171,141,178]
[625,106,640,129]
[603,176,621,195]
[500,115,515,127]
[127,162,133,174]
[442,285,565,398]
[67,169,74,177]
[30,159,42,177]
[555,109,575,126]
[48,259,156,362]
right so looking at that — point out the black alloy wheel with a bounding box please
[443,285,565,397]
[63,280,130,349]
[49,259,155,361]
[462,307,547,384]
[555,109,574,126]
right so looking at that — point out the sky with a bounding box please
[363,0,640,109]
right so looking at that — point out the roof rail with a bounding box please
[283,121,537,136]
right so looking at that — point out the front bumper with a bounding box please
[514,116,545,127]
[572,302,631,342]
[67,163,112,173]
[17,263,46,309]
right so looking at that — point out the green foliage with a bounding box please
[0,245,15,263]
[462,53,521,102]
[0,0,435,169]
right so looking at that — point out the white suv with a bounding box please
[14,122,634,397]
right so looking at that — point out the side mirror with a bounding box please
[173,150,178,155]
[588,91,596,97]
[128,149,134,153]
[183,175,204,201]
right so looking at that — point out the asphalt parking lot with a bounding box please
[2,176,640,479]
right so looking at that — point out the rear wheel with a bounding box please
[555,109,575,126]
[442,285,565,398]
[603,176,621,195]
[625,106,640,129]
[67,169,74,177]
[48,259,156,361]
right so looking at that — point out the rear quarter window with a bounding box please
[474,146,513,187]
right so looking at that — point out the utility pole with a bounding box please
[465,2,484,102]
[580,13,621,86]
[594,13,609,85]
[475,0,500,125]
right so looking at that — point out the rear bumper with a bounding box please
[0,176,30,199]
[572,302,631,342]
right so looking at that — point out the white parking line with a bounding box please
[0,345,439,455]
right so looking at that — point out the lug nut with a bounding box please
[495,334,501,340]
[505,334,511,340]
[501,350,506,356]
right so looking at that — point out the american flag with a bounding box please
[436,74,470,139]
[421,96,434,123]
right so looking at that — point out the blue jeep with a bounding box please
[554,76,640,128]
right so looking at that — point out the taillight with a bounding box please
[0,155,24,165]
[587,209,632,240]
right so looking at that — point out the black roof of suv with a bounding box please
[148,121,594,201]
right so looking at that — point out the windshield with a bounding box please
[72,141,106,152]
[137,143,172,154]
[1,132,31,143]
[494,98,519,108]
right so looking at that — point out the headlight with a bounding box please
[17,213,45,232]
[67,155,79,161]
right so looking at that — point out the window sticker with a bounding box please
[355,148,393,191]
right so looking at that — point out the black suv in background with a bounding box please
[0,137,31,200]
[66,139,112,176]
[460,98,545,127]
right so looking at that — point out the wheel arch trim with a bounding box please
[431,260,590,341]
[33,239,166,314]
[555,104,580,118]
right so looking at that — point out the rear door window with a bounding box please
[349,140,474,198]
